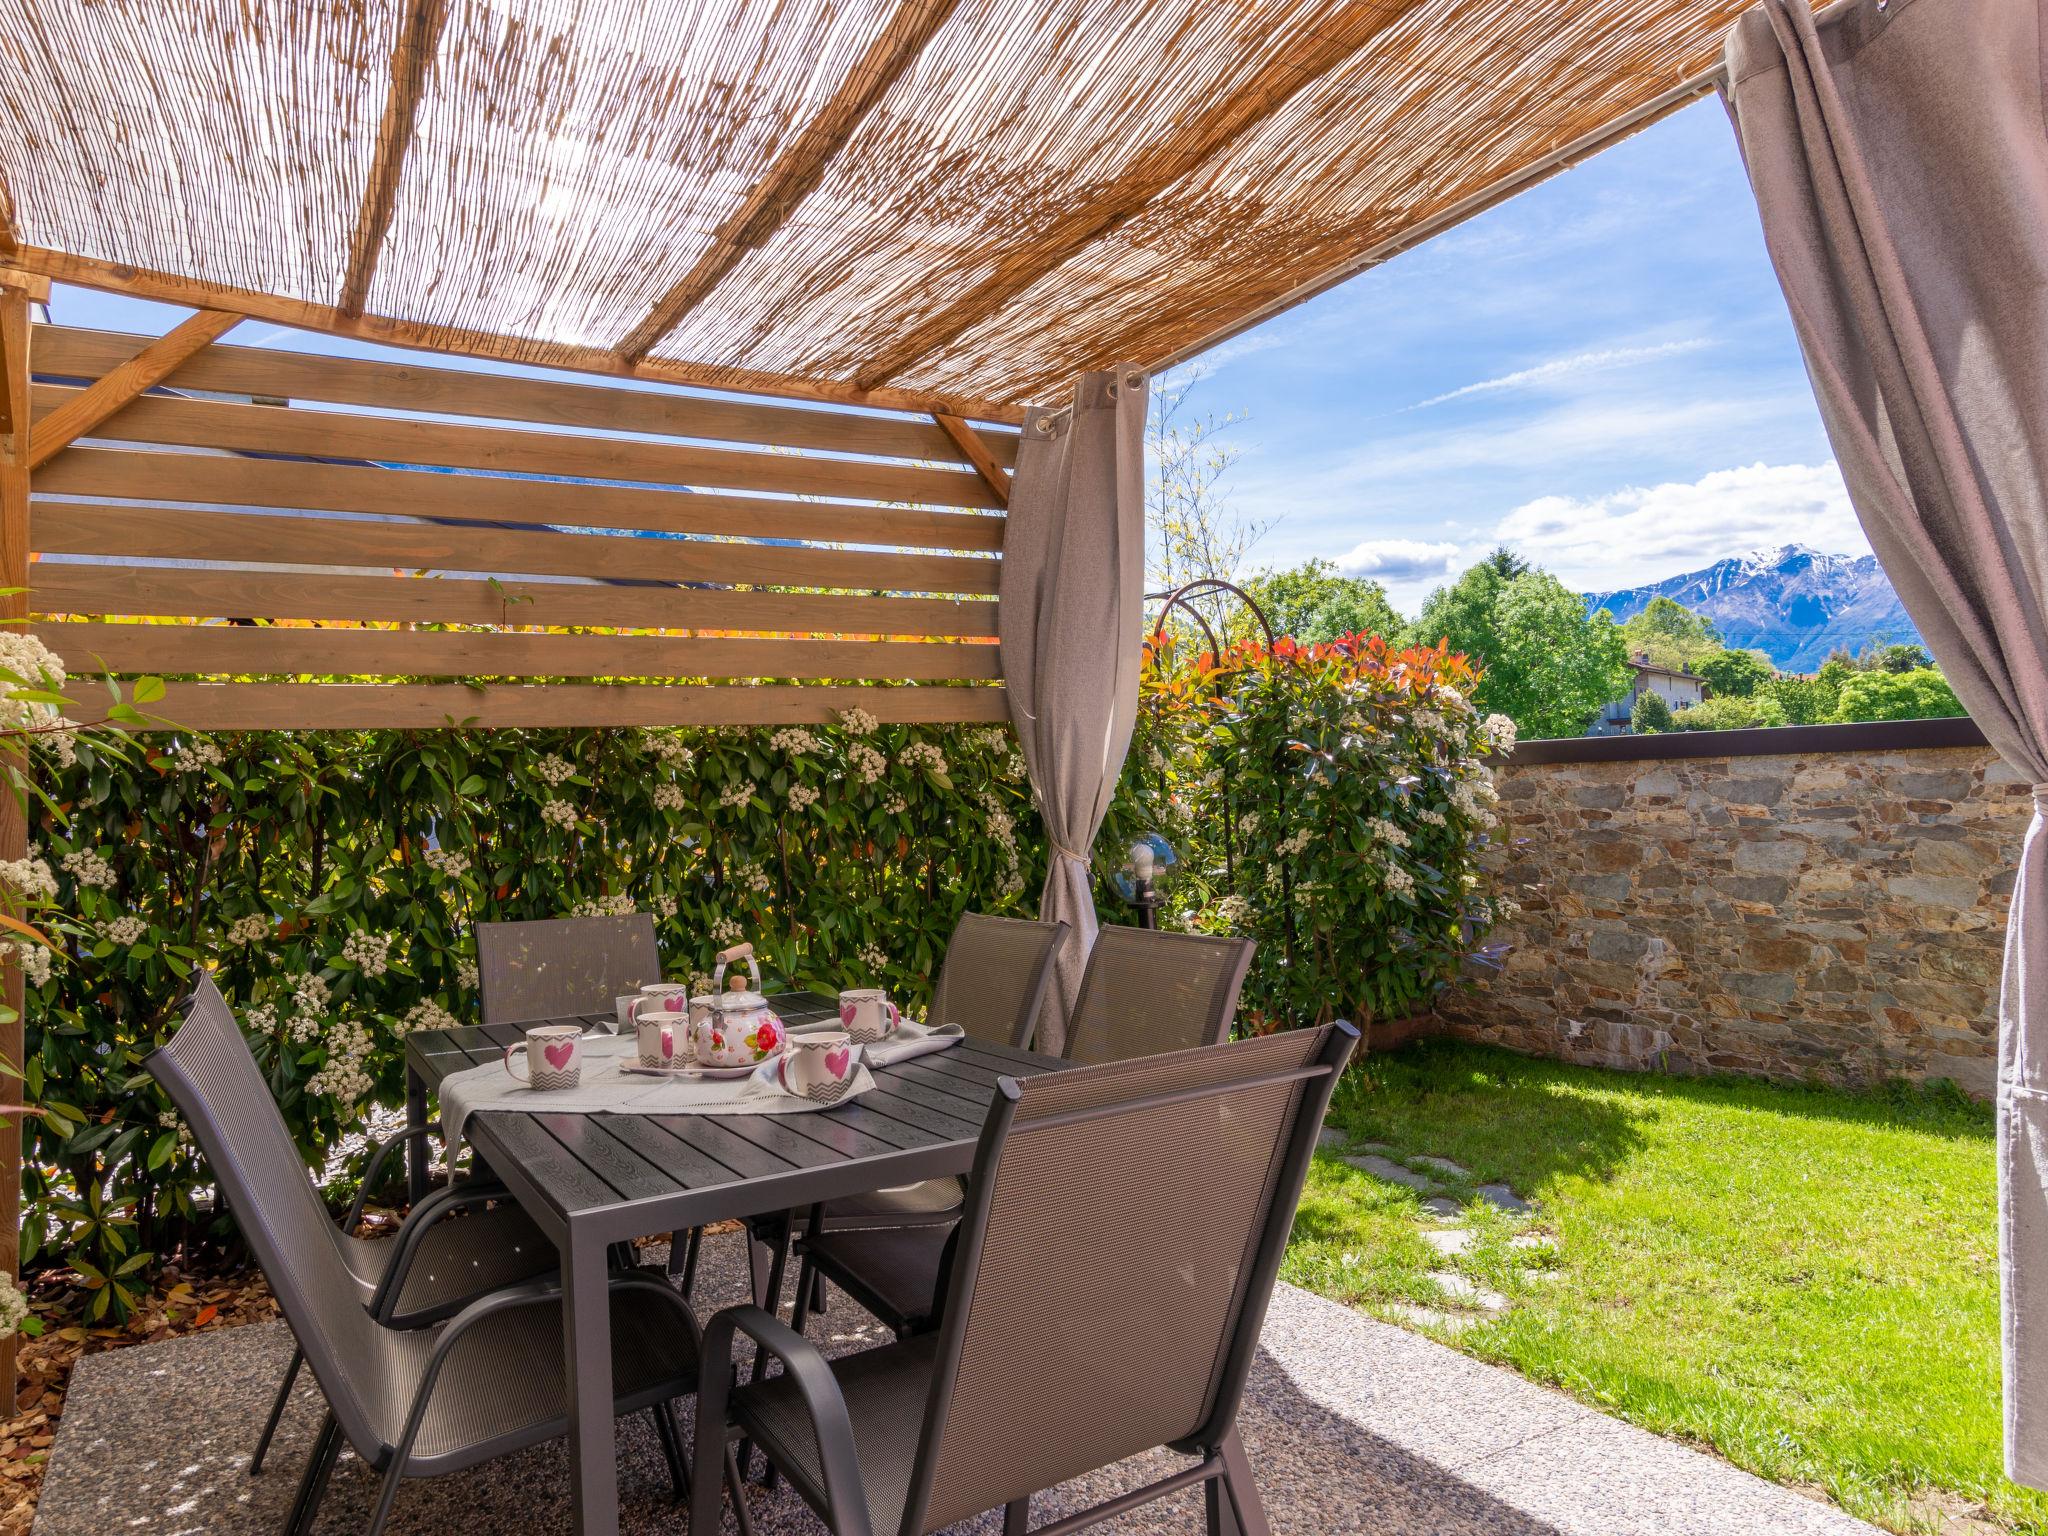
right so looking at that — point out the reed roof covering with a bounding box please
[1,0,1753,416]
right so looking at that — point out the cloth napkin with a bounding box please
[439,1033,877,1148]
[859,1019,967,1068]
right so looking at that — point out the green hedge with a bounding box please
[26,718,1042,1315]
[24,638,1510,1315]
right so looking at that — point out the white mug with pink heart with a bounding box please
[782,1030,860,1104]
[838,988,900,1043]
[636,1009,687,1069]
[504,1023,583,1090]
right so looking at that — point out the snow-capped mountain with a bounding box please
[1584,544,1922,673]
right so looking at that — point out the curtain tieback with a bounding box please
[1047,839,1092,864]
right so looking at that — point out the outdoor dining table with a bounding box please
[402,990,1069,1536]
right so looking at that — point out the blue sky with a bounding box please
[1175,98,1862,616]
[41,98,1857,620]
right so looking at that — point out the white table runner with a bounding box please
[440,1021,963,1148]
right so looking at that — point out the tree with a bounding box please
[1872,641,1933,673]
[1830,668,1966,722]
[1477,545,1529,581]
[1696,647,1776,699]
[1631,691,1673,733]
[1759,674,1830,724]
[1620,596,1723,670]
[1411,560,1633,740]
[1670,693,1789,732]
[1146,369,1268,641]
[1237,559,1401,646]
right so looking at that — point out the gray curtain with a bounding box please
[998,365,1149,1054]
[1723,0,2048,1485]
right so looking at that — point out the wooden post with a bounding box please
[0,280,35,1415]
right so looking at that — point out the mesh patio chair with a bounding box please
[245,1112,560,1475]
[742,914,1065,1381]
[788,923,1251,1340]
[149,977,746,1536]
[810,914,1066,1230]
[476,913,663,1026]
[1060,925,1256,1065]
[476,914,718,1285]
[693,1021,1358,1536]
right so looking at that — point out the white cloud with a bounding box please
[1404,339,1713,411]
[1333,539,1462,583]
[1491,461,1868,593]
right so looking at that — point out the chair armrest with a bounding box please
[347,1123,445,1231]
[364,1176,519,1323]
[389,1271,700,1475]
[701,1303,871,1536]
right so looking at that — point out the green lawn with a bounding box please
[1281,1040,2028,1534]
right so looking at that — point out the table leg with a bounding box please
[404,1064,430,1206]
[564,1226,619,1536]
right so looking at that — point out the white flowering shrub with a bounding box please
[28,718,1042,1308]
[1104,633,1509,1032]
[0,1271,27,1337]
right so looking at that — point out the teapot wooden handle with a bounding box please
[715,942,753,964]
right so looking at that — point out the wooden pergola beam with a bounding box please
[338,0,450,317]
[616,0,960,364]
[0,278,31,1418]
[852,0,1428,390]
[8,246,1031,424]
[933,412,1009,506]
[27,308,240,469]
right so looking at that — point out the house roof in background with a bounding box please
[0,0,1782,418]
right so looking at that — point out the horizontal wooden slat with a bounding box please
[30,564,999,638]
[38,622,1001,682]
[31,325,1022,468]
[30,385,1003,509]
[32,503,1001,595]
[75,681,1010,730]
[6,259,1031,423]
[38,448,1005,553]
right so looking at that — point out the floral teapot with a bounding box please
[695,942,784,1068]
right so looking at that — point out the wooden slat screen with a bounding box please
[27,325,1015,729]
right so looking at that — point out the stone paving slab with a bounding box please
[32,1232,1879,1536]
[1343,1154,1438,1192]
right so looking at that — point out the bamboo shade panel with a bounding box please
[1,0,1803,411]
[25,323,1008,729]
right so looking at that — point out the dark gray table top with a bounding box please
[405,991,1066,1245]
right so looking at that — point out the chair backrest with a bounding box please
[1061,925,1255,1065]
[476,913,662,1025]
[903,1022,1357,1533]
[147,976,392,1458]
[927,914,1068,1049]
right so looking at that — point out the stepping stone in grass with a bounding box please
[1412,1155,1471,1178]
[1317,1127,1348,1150]
[1428,1271,1511,1312]
[1389,1301,1475,1334]
[1508,1231,1554,1252]
[1478,1182,1535,1215]
[1422,1226,1473,1257]
[1343,1154,1439,1193]
[1421,1197,1464,1220]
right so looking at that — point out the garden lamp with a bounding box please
[1113,833,1178,930]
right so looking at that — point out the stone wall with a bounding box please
[1431,730,2027,1097]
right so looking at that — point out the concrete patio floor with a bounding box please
[31,1231,1877,1536]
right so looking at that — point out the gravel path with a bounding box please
[32,1229,1878,1536]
